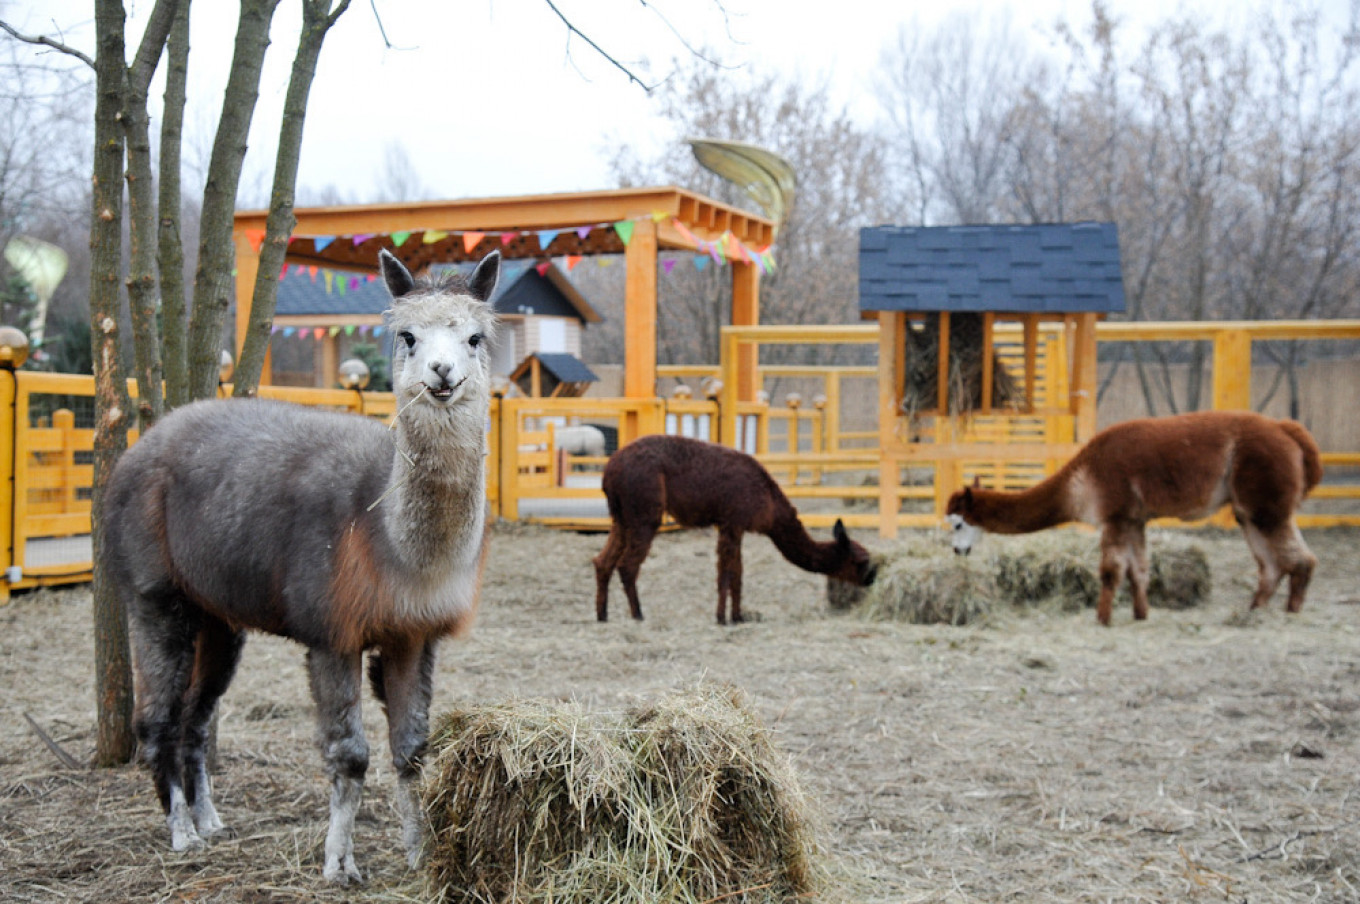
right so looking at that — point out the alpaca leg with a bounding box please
[716,528,744,625]
[593,526,624,621]
[307,648,367,885]
[1096,525,1132,627]
[370,639,438,869]
[180,615,246,839]
[617,522,658,621]
[1282,522,1317,613]
[1239,518,1286,610]
[127,588,204,851]
[1127,528,1150,621]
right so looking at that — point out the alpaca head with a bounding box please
[944,479,983,555]
[831,519,877,586]
[380,249,500,411]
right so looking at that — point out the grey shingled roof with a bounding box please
[859,222,1126,314]
[532,353,599,384]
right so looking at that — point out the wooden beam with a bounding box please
[980,311,995,412]
[1071,312,1098,442]
[1212,329,1252,411]
[623,218,658,399]
[1023,313,1039,413]
[877,311,903,539]
[234,236,261,384]
[936,312,951,413]
[731,261,760,401]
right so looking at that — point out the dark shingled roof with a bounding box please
[531,353,599,384]
[859,222,1126,314]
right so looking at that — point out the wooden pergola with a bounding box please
[232,187,776,400]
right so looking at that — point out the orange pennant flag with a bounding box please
[463,232,486,253]
[244,229,266,252]
[565,255,583,271]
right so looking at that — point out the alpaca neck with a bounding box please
[969,473,1073,535]
[381,400,487,573]
[764,505,845,575]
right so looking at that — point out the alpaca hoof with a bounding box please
[323,855,363,885]
[170,825,207,853]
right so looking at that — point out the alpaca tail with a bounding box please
[1278,419,1323,494]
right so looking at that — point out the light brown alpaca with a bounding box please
[594,434,877,624]
[946,411,1321,626]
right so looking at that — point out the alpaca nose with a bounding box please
[429,361,451,383]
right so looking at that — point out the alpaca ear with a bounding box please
[833,518,849,545]
[379,249,415,298]
[962,486,974,508]
[468,250,501,302]
[972,476,982,489]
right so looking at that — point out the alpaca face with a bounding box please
[946,513,981,555]
[381,250,500,409]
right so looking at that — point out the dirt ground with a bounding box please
[2,521,1358,903]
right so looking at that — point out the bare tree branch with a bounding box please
[0,20,95,69]
[542,0,658,91]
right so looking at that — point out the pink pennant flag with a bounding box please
[365,273,377,282]
[662,259,677,275]
[565,255,583,271]
[500,232,518,245]
[279,263,288,280]
[672,219,698,245]
[463,231,486,253]
[535,261,551,276]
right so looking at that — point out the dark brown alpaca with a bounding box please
[946,411,1322,626]
[594,434,877,624]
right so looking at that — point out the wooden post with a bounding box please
[1212,330,1252,411]
[320,331,337,389]
[233,236,264,385]
[936,311,951,413]
[980,312,995,412]
[623,218,658,400]
[731,261,760,401]
[1070,313,1099,443]
[1023,313,1039,413]
[0,368,14,603]
[720,329,740,449]
[878,311,903,538]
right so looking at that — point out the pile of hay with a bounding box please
[841,531,1212,623]
[1145,531,1213,609]
[993,533,1102,611]
[420,684,820,903]
[993,531,1212,610]
[847,542,999,625]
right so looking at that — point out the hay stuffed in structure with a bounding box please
[992,531,1211,610]
[852,545,998,625]
[420,685,819,903]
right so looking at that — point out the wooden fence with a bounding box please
[2,318,1358,600]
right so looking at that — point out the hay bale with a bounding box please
[420,685,819,903]
[853,547,998,625]
[993,531,1212,610]
[1146,534,1212,609]
[994,533,1101,611]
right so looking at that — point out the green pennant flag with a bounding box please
[392,230,411,247]
[613,220,635,245]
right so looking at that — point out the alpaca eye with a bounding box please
[469,333,482,349]
[399,331,415,349]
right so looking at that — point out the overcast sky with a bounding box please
[11,0,1354,205]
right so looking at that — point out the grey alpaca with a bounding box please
[102,250,500,883]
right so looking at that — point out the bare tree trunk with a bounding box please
[90,0,135,768]
[121,0,179,427]
[186,0,280,402]
[234,0,350,396]
[159,0,191,410]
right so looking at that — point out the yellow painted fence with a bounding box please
[2,319,1358,600]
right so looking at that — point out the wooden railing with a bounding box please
[3,318,1358,600]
